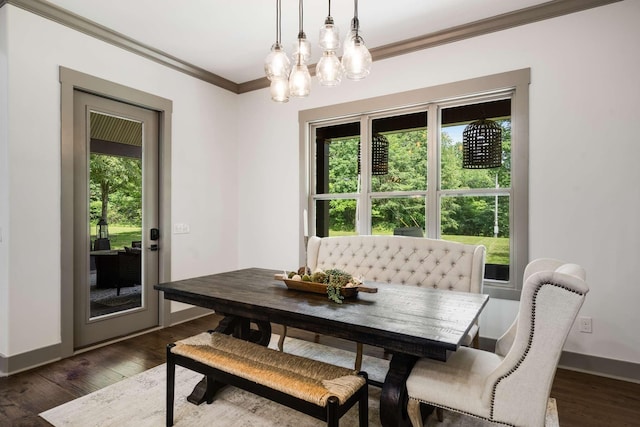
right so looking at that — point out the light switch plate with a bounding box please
[173,223,190,234]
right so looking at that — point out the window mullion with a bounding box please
[358,116,371,235]
[426,105,439,238]
[439,188,511,197]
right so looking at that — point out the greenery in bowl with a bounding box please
[287,267,359,303]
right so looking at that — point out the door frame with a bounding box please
[73,92,159,347]
[60,67,172,358]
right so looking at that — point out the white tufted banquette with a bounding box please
[307,235,486,293]
[306,235,486,350]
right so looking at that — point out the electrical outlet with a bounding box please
[578,316,592,333]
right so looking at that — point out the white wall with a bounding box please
[237,1,640,364]
[0,7,9,358]
[0,5,239,358]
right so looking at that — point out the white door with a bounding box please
[73,90,159,348]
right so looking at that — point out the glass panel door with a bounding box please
[73,91,159,349]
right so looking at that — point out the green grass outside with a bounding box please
[100,225,509,264]
[329,229,509,265]
[91,225,142,250]
[442,235,509,265]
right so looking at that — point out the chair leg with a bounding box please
[436,407,444,421]
[326,396,339,427]
[407,398,424,427]
[278,325,287,351]
[358,382,368,427]
[472,329,480,349]
[355,342,363,371]
[166,346,176,427]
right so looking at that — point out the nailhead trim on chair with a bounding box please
[489,281,587,420]
[409,398,515,427]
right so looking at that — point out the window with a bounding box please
[439,99,512,283]
[301,69,529,298]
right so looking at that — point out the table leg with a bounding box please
[186,315,272,405]
[380,352,418,427]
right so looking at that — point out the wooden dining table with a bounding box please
[155,267,489,427]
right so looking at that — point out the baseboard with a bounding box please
[559,351,640,383]
[169,306,213,326]
[478,336,497,352]
[480,337,640,383]
[0,343,61,377]
[0,307,212,377]
[3,325,637,383]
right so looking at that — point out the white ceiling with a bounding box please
[43,0,553,84]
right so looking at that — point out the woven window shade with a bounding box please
[462,119,502,169]
[358,133,389,175]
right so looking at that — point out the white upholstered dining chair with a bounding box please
[406,258,589,427]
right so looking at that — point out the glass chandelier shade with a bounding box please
[265,0,290,82]
[342,0,371,81]
[270,76,290,103]
[264,43,290,81]
[316,50,343,86]
[342,35,372,80]
[319,16,340,51]
[288,0,310,97]
[289,61,311,97]
[292,34,311,64]
[342,17,358,56]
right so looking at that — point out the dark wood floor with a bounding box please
[1,313,638,426]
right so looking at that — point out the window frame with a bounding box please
[299,69,530,299]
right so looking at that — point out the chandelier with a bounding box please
[264,0,372,103]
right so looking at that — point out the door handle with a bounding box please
[149,244,159,251]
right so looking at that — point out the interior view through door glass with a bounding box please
[88,111,143,318]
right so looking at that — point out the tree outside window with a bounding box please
[312,98,514,284]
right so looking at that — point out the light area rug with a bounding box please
[40,335,558,427]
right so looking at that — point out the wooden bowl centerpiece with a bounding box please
[276,268,377,303]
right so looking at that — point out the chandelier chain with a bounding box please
[353,0,360,37]
[298,0,304,34]
[276,0,282,44]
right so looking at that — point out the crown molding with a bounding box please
[371,0,622,62]
[3,0,240,93]
[3,0,622,95]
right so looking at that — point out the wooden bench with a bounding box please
[166,331,368,427]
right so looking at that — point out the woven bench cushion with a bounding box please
[171,332,366,407]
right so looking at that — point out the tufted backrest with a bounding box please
[307,235,485,293]
[483,259,588,427]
